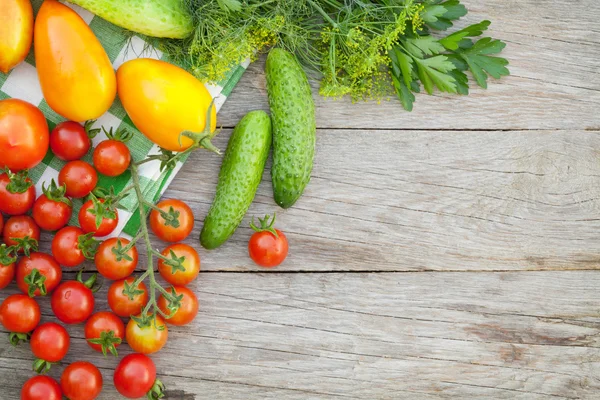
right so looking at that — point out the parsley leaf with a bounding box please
[404,36,446,58]
[216,0,242,12]
[439,20,491,50]
[423,0,468,31]
[458,38,510,88]
[414,55,458,94]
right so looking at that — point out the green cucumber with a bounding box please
[200,111,272,249]
[266,48,316,209]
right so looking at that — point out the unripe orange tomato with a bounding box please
[0,0,33,74]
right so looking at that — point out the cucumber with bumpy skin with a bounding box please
[266,48,316,209]
[200,111,272,249]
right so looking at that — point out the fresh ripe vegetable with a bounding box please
[60,361,103,400]
[0,0,33,73]
[114,353,164,399]
[30,322,70,373]
[0,245,17,290]
[51,226,97,267]
[3,215,40,251]
[0,99,49,171]
[21,375,62,400]
[158,286,199,326]
[0,294,40,334]
[117,59,217,152]
[126,314,168,354]
[50,121,98,161]
[51,274,96,324]
[16,252,62,297]
[32,180,73,231]
[34,0,116,122]
[0,170,36,215]
[95,238,138,280]
[108,278,148,317]
[248,214,289,268]
[58,160,98,199]
[266,48,316,209]
[158,243,200,286]
[84,311,125,356]
[93,140,131,177]
[200,110,271,249]
[150,199,194,242]
[79,198,118,237]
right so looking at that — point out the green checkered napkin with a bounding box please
[0,0,247,238]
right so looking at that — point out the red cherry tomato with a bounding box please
[21,375,62,400]
[93,140,130,177]
[95,238,138,280]
[0,99,49,171]
[158,286,199,326]
[32,180,72,231]
[79,199,118,237]
[51,226,94,268]
[0,293,40,333]
[30,322,70,373]
[114,353,158,399]
[84,311,125,356]
[58,160,97,198]
[157,243,200,286]
[0,244,16,290]
[51,279,95,324]
[107,278,148,318]
[126,314,168,354]
[149,199,194,242]
[16,252,62,297]
[0,171,36,215]
[60,361,103,400]
[248,215,288,268]
[50,121,92,161]
[3,215,40,250]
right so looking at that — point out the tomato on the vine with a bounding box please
[3,215,40,252]
[60,361,103,400]
[50,120,97,161]
[149,199,194,242]
[32,180,72,231]
[16,252,62,297]
[93,130,132,177]
[30,322,70,373]
[0,244,17,290]
[158,286,199,326]
[51,273,96,324]
[248,214,289,268]
[107,278,148,318]
[51,226,96,268]
[126,314,168,354]
[58,160,97,198]
[95,237,138,280]
[0,170,36,215]
[84,311,125,356]
[114,353,164,399]
[79,198,118,237]
[21,375,62,400]
[0,294,40,335]
[157,243,200,286]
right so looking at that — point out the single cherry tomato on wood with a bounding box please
[0,170,36,215]
[58,160,98,199]
[21,375,62,400]
[149,199,194,243]
[158,286,199,326]
[32,180,73,231]
[126,314,168,354]
[107,277,149,318]
[93,128,133,177]
[0,294,40,344]
[30,322,70,373]
[51,226,97,268]
[248,214,289,268]
[157,243,200,286]
[79,198,118,237]
[114,353,164,399]
[50,121,98,161]
[60,361,103,400]
[51,272,97,324]
[3,215,39,253]
[84,311,125,356]
[95,237,138,280]
[0,244,17,290]
[16,252,62,297]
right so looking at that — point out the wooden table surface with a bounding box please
[2,0,600,398]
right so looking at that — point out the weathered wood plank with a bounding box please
[1,271,599,399]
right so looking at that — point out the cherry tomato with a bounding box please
[21,375,62,400]
[3,215,40,250]
[32,180,72,231]
[107,278,148,318]
[126,314,168,354]
[248,215,288,268]
[60,361,103,400]
[30,322,70,373]
[16,252,62,297]
[0,171,35,215]
[149,199,194,242]
[84,311,125,356]
[157,243,200,286]
[50,121,92,161]
[79,199,118,237]
[95,238,138,280]
[51,226,94,268]
[0,293,40,333]
[158,286,199,326]
[0,99,49,171]
[93,140,130,177]
[0,244,16,290]
[114,353,159,399]
[51,279,95,324]
[58,160,97,198]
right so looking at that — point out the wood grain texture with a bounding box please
[1,271,599,399]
